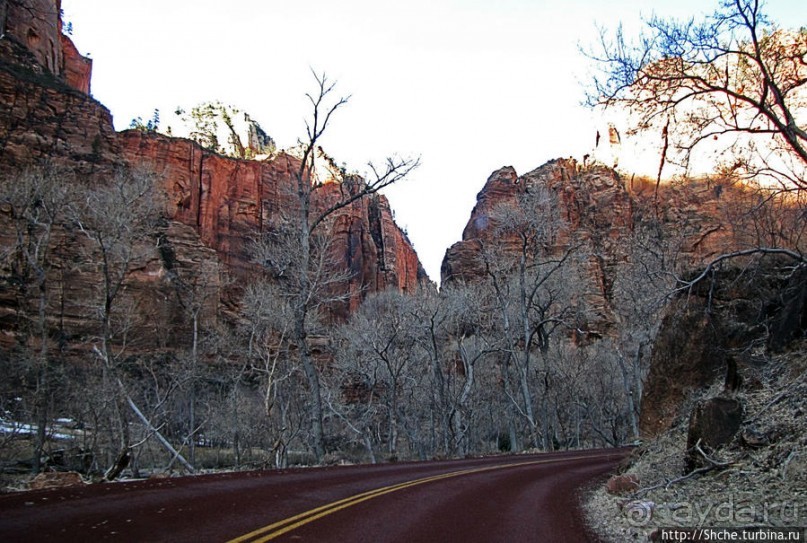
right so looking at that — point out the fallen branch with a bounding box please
[693,438,732,468]
[91,345,195,474]
[123,389,195,474]
[633,465,718,497]
[633,440,731,497]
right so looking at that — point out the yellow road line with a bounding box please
[245,470,478,543]
[226,468,479,543]
[227,452,620,543]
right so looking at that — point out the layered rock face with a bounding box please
[0,0,427,352]
[0,217,223,353]
[0,6,219,349]
[442,158,749,287]
[441,159,635,330]
[639,262,807,437]
[121,130,428,318]
[1,0,92,94]
[0,20,117,170]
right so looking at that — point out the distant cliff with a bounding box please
[441,158,744,331]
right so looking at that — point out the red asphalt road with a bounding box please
[0,448,627,543]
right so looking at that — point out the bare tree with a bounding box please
[439,283,498,456]
[239,279,304,468]
[71,168,194,477]
[407,288,452,456]
[587,0,806,190]
[334,290,425,459]
[586,1,807,352]
[0,166,70,472]
[324,328,383,464]
[253,71,419,461]
[169,269,221,467]
[480,184,579,450]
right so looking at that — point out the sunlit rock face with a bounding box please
[59,30,91,94]
[441,159,634,332]
[121,130,430,320]
[160,105,277,160]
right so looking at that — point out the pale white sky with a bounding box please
[61,1,806,282]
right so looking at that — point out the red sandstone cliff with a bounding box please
[0,0,428,347]
[0,14,116,171]
[1,0,92,94]
[442,158,764,300]
[120,130,428,318]
[441,159,636,330]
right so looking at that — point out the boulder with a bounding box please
[641,259,805,438]
[639,297,725,436]
[686,397,744,471]
[605,474,640,495]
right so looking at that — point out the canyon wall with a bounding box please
[0,1,428,355]
[120,130,428,319]
[442,157,799,437]
[1,0,91,94]
[441,159,738,330]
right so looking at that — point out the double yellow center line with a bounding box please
[227,453,616,543]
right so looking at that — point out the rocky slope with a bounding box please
[585,268,806,542]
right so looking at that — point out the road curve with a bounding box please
[0,448,627,542]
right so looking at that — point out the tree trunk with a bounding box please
[517,242,540,449]
[104,448,130,481]
[295,151,326,463]
[298,333,326,461]
[363,435,376,464]
[428,318,450,455]
[188,312,198,466]
[616,348,640,440]
[454,341,476,456]
[32,279,49,473]
[120,381,195,473]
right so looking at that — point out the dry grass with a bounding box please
[584,342,807,542]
